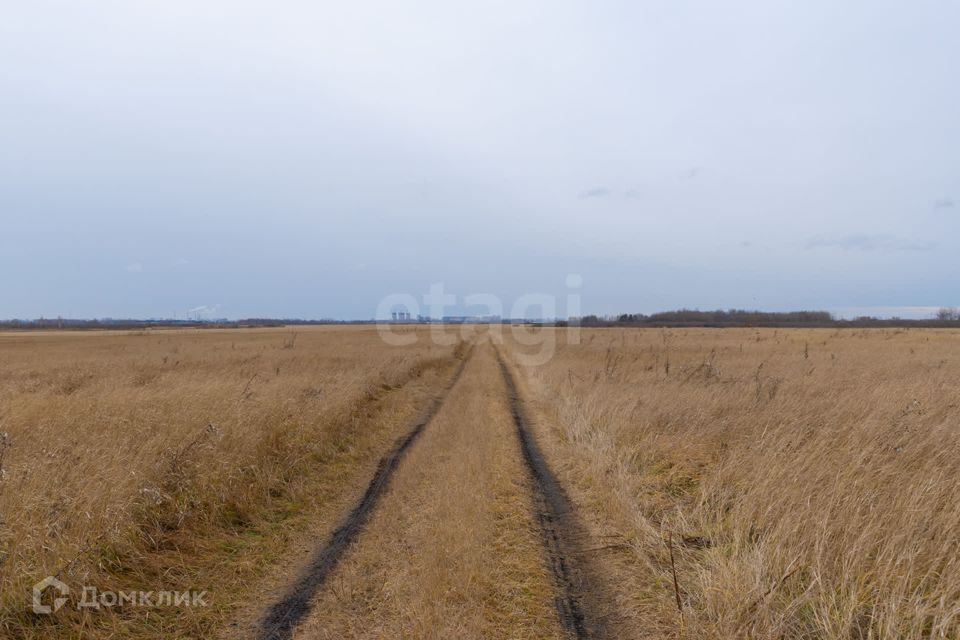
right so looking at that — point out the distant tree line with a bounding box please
[936,307,960,321]
[565,308,960,328]
[616,309,833,325]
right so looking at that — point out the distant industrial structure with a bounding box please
[391,311,412,321]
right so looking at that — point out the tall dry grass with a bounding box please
[0,326,459,638]
[509,328,960,638]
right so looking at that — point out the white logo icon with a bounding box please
[32,576,69,614]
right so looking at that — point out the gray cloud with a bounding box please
[934,197,955,209]
[680,167,702,180]
[578,186,611,199]
[804,234,936,252]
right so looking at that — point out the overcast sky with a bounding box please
[2,1,957,319]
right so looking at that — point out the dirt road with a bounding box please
[251,340,612,639]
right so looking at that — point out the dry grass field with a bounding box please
[3,325,958,639]
[508,327,960,639]
[0,326,463,638]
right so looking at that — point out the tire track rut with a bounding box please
[256,350,471,640]
[496,348,609,640]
